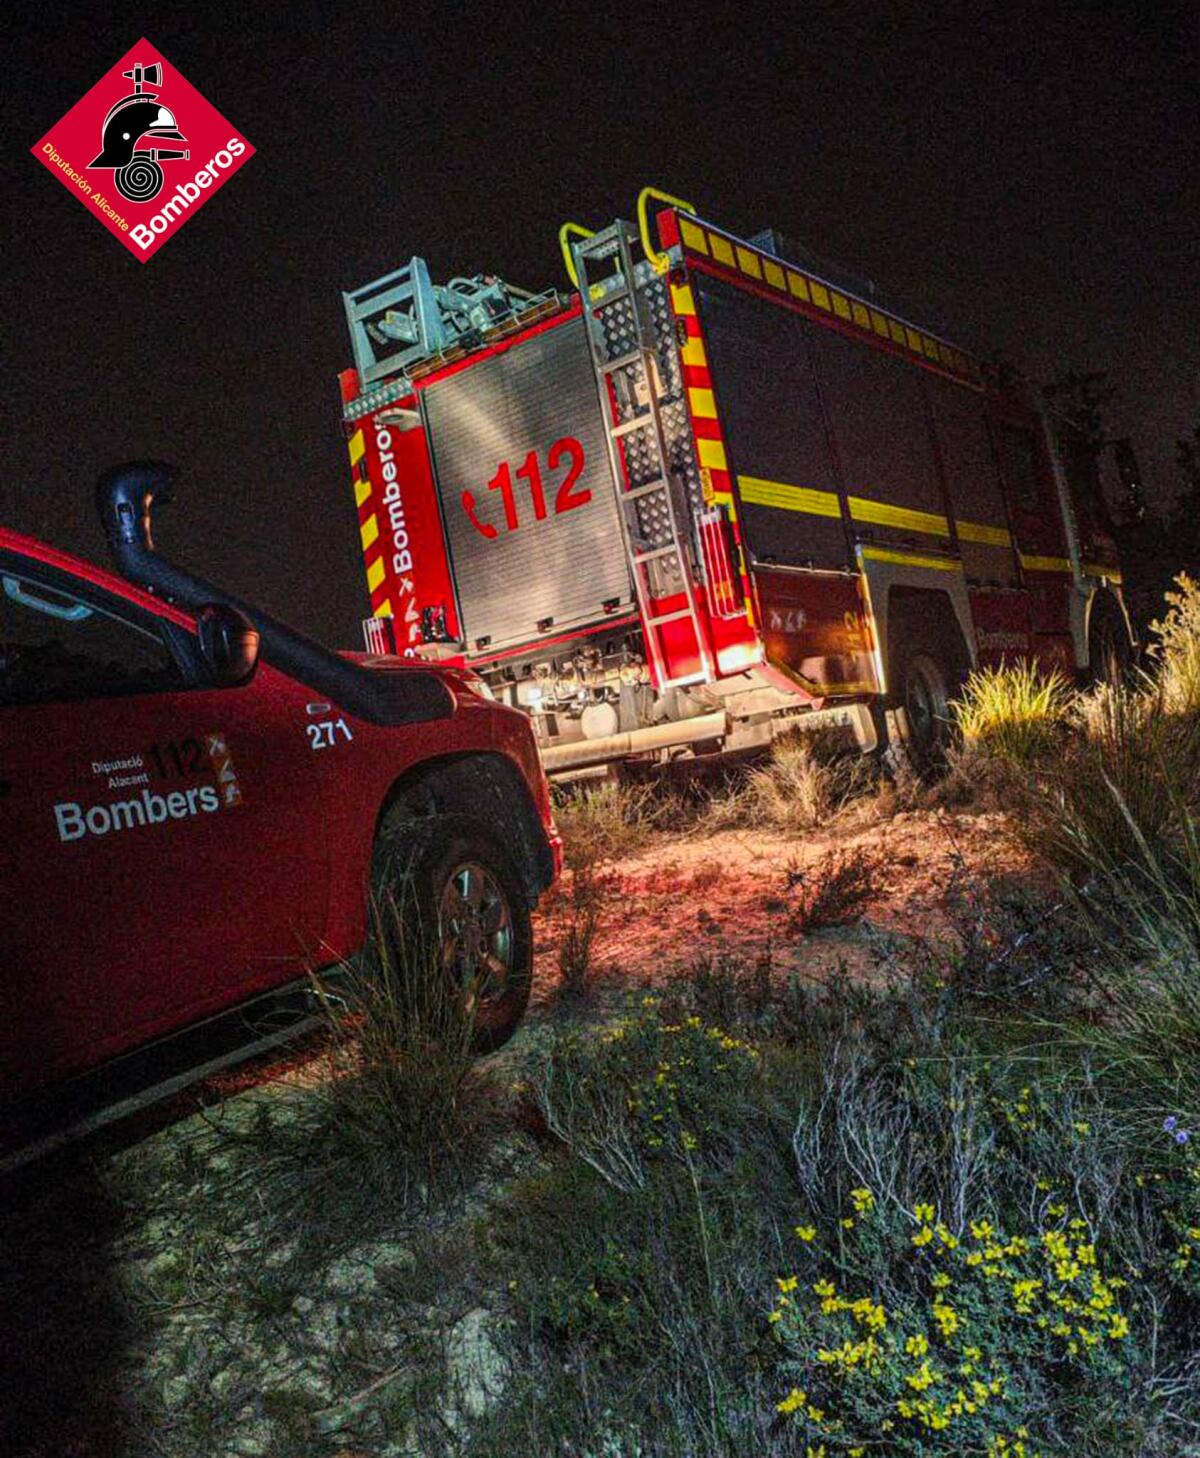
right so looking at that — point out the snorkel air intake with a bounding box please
[96,461,453,726]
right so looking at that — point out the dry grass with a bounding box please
[553,777,661,870]
[704,730,876,833]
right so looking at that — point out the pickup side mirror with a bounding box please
[196,602,259,687]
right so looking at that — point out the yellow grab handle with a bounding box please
[637,185,697,274]
[558,221,596,288]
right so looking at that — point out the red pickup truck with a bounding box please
[0,464,559,1145]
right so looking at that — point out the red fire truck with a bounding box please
[338,188,1133,773]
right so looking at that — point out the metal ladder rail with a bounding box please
[574,223,713,689]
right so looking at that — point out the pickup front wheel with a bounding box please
[371,812,534,1053]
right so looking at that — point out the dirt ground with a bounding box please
[530,806,1038,1004]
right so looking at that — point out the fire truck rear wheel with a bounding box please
[887,627,961,774]
[370,813,533,1053]
[1086,594,1133,684]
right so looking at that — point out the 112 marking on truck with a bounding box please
[339,186,1134,774]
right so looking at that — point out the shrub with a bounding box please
[770,1203,1140,1455]
[555,861,610,997]
[1149,573,1200,715]
[532,997,767,1188]
[786,847,882,936]
[308,888,480,1188]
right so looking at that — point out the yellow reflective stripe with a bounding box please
[735,245,762,278]
[680,334,708,367]
[348,429,366,466]
[366,556,386,593]
[763,258,786,290]
[1020,553,1072,574]
[861,546,959,572]
[810,281,831,310]
[848,496,950,537]
[354,475,372,508]
[679,216,709,253]
[697,437,728,471]
[739,476,842,518]
[360,513,380,551]
[1084,563,1123,583]
[709,233,735,266]
[831,292,851,320]
[375,598,392,618]
[688,386,717,418]
[787,271,810,302]
[956,519,1011,547]
[670,283,697,316]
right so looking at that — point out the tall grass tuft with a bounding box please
[951,659,1073,768]
[308,887,481,1190]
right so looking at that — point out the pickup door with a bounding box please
[0,553,329,1099]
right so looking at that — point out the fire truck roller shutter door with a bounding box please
[421,316,634,654]
[690,273,850,571]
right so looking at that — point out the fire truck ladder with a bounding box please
[573,222,713,690]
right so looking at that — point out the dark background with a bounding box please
[4,1,1197,648]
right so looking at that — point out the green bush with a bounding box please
[771,1203,1138,1455]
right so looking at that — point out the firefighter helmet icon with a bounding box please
[89,62,190,203]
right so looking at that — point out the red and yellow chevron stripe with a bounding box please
[668,280,757,628]
[347,425,392,619]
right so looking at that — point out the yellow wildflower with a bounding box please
[795,1225,817,1242]
[776,1386,806,1415]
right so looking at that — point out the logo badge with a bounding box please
[31,39,254,262]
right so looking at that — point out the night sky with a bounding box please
[5,2,1197,649]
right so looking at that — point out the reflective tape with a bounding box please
[697,437,728,471]
[1019,553,1072,574]
[957,520,1012,547]
[360,513,380,551]
[739,476,842,517]
[861,546,959,572]
[848,496,950,537]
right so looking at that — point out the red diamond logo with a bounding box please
[31,39,254,262]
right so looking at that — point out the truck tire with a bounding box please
[887,618,964,774]
[1086,593,1133,684]
[371,812,534,1053]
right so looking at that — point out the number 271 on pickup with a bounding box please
[307,718,353,750]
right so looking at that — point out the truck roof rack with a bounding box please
[342,258,562,395]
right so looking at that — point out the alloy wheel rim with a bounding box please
[438,861,514,1009]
